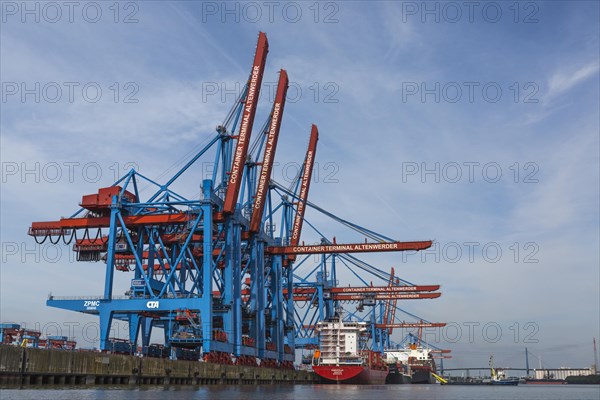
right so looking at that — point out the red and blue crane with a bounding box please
[28,32,444,367]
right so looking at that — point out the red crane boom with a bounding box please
[330,285,439,293]
[375,323,446,329]
[249,69,289,233]
[292,292,441,302]
[30,212,189,234]
[289,125,319,248]
[29,210,238,235]
[223,31,269,214]
[290,286,439,296]
[268,240,432,255]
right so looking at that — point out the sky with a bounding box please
[1,1,599,370]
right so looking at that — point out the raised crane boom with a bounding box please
[290,125,319,248]
[383,268,395,334]
[249,69,289,233]
[223,31,269,214]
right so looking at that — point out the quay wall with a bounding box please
[0,345,317,386]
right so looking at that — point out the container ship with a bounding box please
[385,360,412,384]
[311,317,388,384]
[524,377,566,384]
[385,343,436,384]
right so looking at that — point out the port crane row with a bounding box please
[28,32,446,367]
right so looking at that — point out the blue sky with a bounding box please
[1,1,599,369]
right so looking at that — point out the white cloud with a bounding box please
[547,62,599,102]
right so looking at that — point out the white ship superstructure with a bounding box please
[385,345,431,364]
[315,318,367,366]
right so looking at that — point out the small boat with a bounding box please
[489,355,519,385]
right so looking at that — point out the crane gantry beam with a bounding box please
[268,240,432,255]
[291,285,439,294]
[292,293,441,301]
[375,323,446,329]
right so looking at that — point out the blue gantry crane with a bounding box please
[28,32,441,368]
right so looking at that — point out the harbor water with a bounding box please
[1,384,600,400]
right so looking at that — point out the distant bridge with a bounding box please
[443,368,527,371]
[441,367,527,376]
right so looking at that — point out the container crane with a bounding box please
[27,32,443,369]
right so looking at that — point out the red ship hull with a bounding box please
[313,365,387,384]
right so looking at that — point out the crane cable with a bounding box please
[272,182,392,243]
